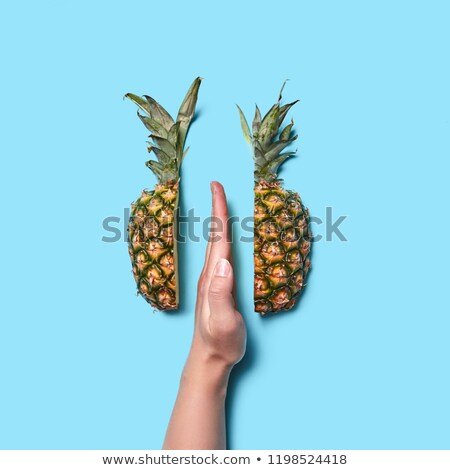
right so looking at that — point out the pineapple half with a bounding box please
[237,84,312,315]
[125,78,202,310]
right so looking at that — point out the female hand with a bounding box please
[188,181,246,371]
[163,182,246,450]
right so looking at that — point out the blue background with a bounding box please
[1,0,449,450]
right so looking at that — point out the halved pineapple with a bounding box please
[125,78,202,310]
[237,84,312,314]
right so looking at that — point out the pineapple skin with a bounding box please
[254,180,311,314]
[128,183,178,310]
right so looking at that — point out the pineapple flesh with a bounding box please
[237,84,312,315]
[125,78,201,310]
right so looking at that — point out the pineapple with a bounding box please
[125,78,201,310]
[237,84,312,315]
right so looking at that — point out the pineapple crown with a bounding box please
[125,77,202,184]
[237,82,299,183]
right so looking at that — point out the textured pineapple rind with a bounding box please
[254,181,311,315]
[128,183,179,311]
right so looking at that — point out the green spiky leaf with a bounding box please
[180,146,189,163]
[236,105,252,144]
[264,136,297,161]
[237,82,300,182]
[124,93,151,115]
[152,147,176,167]
[138,113,168,138]
[258,104,280,146]
[167,122,180,147]
[126,78,201,184]
[254,143,266,165]
[278,101,299,125]
[278,80,288,101]
[262,153,295,180]
[143,95,174,130]
[145,160,164,179]
[280,120,294,141]
[149,146,172,166]
[252,105,262,135]
[145,159,177,182]
[177,77,202,147]
[151,135,177,159]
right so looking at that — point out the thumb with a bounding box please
[208,258,235,313]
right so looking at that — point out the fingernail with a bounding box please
[214,258,231,277]
[210,181,217,193]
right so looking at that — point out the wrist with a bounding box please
[181,348,232,396]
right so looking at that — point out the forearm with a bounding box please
[163,350,232,450]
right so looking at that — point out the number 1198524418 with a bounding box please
[267,454,347,465]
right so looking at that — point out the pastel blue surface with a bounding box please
[0,0,449,450]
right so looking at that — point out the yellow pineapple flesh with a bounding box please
[254,181,311,314]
